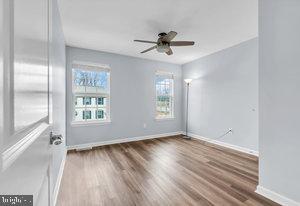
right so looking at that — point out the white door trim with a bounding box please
[52,149,67,206]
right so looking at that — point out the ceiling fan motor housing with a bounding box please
[158,32,167,37]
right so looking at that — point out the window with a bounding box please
[97,97,104,105]
[72,63,110,123]
[83,110,91,119]
[155,71,174,119]
[96,110,104,119]
[83,97,91,105]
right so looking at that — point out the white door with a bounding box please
[48,0,66,204]
[0,0,61,205]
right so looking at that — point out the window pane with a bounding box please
[85,71,109,93]
[73,69,86,93]
[156,84,162,95]
[73,69,109,93]
[164,84,170,95]
[156,95,171,117]
[73,69,86,86]
[95,71,109,89]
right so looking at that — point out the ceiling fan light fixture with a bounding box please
[156,44,169,53]
[184,79,193,84]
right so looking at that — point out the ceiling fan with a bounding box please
[134,31,195,55]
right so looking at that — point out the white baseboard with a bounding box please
[187,132,259,156]
[256,185,300,206]
[53,149,67,206]
[67,131,182,151]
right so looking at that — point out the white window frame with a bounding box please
[155,71,175,120]
[71,62,111,125]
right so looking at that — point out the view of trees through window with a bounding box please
[156,73,174,119]
[72,65,110,122]
[73,69,108,89]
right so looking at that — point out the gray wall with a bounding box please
[259,0,300,202]
[66,47,182,146]
[182,38,258,151]
[50,0,66,197]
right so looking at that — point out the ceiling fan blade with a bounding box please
[141,45,157,53]
[134,40,157,44]
[170,41,195,46]
[166,48,173,55]
[162,31,177,42]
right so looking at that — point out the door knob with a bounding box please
[50,132,63,145]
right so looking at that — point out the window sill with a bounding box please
[155,117,175,121]
[71,120,111,127]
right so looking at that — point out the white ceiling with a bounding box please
[58,0,258,65]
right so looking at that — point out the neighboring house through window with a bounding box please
[72,62,110,123]
[155,71,174,119]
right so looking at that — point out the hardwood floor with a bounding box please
[57,135,280,206]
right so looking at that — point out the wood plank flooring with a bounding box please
[57,135,280,206]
